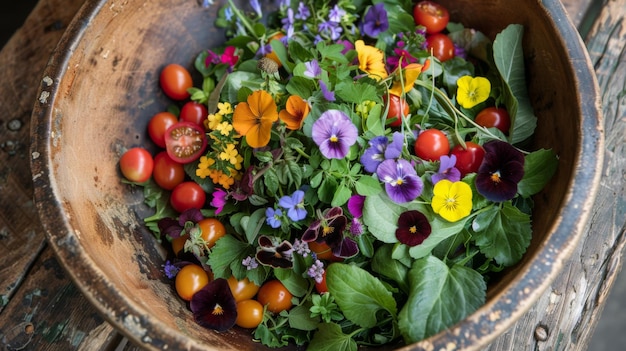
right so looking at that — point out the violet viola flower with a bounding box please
[249,0,262,17]
[304,59,321,78]
[431,154,461,184]
[475,140,525,202]
[190,278,237,332]
[295,1,311,20]
[255,235,294,268]
[395,210,432,246]
[384,131,404,159]
[377,159,423,203]
[361,136,389,173]
[337,39,354,55]
[265,207,283,228]
[328,4,346,23]
[301,207,358,258]
[347,194,366,235]
[361,3,389,38]
[279,190,307,221]
[312,109,358,159]
[319,80,336,101]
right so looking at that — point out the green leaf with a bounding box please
[318,176,338,204]
[274,268,309,297]
[331,185,352,207]
[408,214,469,259]
[335,81,381,104]
[263,167,280,197]
[372,244,410,293]
[517,149,558,197]
[492,24,537,144]
[355,175,383,196]
[473,202,532,266]
[308,323,357,351]
[208,236,252,279]
[288,304,319,331]
[243,208,266,244]
[326,263,397,328]
[365,104,385,135]
[398,256,486,343]
[362,191,404,243]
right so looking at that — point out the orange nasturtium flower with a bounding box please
[232,90,278,148]
[355,40,388,81]
[279,95,310,130]
[389,63,423,96]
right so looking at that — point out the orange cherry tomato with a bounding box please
[175,264,209,301]
[171,234,188,256]
[257,280,293,313]
[227,276,260,302]
[160,63,193,101]
[235,299,264,328]
[197,218,226,249]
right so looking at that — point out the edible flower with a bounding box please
[475,140,525,201]
[361,3,389,38]
[355,40,388,80]
[255,235,294,268]
[301,207,358,258]
[232,90,278,148]
[396,210,432,246]
[431,155,461,184]
[190,278,237,332]
[456,75,491,109]
[312,109,358,159]
[431,179,473,222]
[376,159,423,203]
[279,94,310,130]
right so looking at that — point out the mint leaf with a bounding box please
[473,202,532,266]
[326,263,397,328]
[493,24,537,145]
[308,323,357,351]
[517,148,558,197]
[398,256,486,343]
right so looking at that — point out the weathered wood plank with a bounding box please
[0,0,84,313]
[485,0,626,349]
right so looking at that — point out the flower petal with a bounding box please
[190,278,237,332]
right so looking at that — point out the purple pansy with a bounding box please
[475,140,525,202]
[360,136,389,173]
[190,278,237,332]
[304,59,321,78]
[319,80,336,101]
[377,159,423,203]
[158,208,204,239]
[361,3,389,38]
[384,131,404,159]
[312,109,358,159]
[395,210,432,246]
[279,190,307,221]
[432,155,461,184]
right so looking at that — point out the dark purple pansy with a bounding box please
[301,207,358,258]
[158,208,204,239]
[190,278,237,332]
[395,210,432,246]
[475,140,525,202]
[255,235,294,268]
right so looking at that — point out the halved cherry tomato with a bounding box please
[384,94,409,127]
[197,218,226,249]
[175,264,209,301]
[160,64,193,101]
[164,121,207,164]
[426,33,455,62]
[119,147,153,183]
[170,181,206,213]
[148,111,178,148]
[413,1,450,34]
[180,101,208,127]
[236,299,264,328]
[153,151,185,190]
[227,276,260,302]
[475,107,511,134]
[450,142,485,177]
[257,279,293,313]
[414,129,450,161]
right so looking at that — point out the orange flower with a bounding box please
[279,95,310,130]
[389,63,423,96]
[355,40,388,81]
[232,90,278,148]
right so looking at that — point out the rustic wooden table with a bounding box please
[0,0,624,349]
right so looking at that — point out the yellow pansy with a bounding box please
[355,40,388,81]
[431,179,473,222]
[456,75,491,109]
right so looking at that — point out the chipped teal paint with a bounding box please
[1,295,8,307]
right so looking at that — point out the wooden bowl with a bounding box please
[30,0,603,350]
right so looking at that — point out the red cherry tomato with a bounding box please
[450,142,485,177]
[475,107,511,134]
[170,181,206,213]
[160,64,193,101]
[227,276,260,303]
[413,1,450,34]
[148,111,178,148]
[236,299,264,329]
[180,101,208,127]
[164,121,207,164]
[426,33,455,62]
[197,218,227,249]
[315,270,328,294]
[414,129,450,161]
[152,151,185,190]
[119,147,153,183]
[175,264,209,301]
[384,94,409,127]
[257,280,293,313]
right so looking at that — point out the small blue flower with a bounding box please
[295,2,311,20]
[319,80,336,102]
[249,0,262,17]
[279,190,308,221]
[328,4,346,23]
[265,207,283,228]
[162,260,180,279]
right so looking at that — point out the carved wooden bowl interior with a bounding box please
[30,0,603,350]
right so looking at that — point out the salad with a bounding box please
[118,0,559,349]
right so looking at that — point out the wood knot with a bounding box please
[534,324,549,341]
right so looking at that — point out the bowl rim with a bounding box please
[29,0,605,350]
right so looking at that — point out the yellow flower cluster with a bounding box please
[196,102,243,189]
